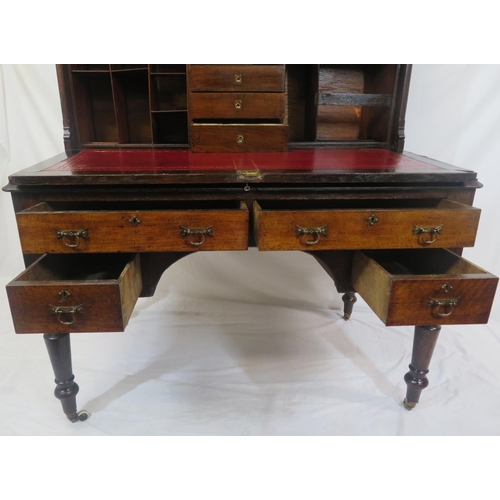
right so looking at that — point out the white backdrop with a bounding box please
[1,65,500,437]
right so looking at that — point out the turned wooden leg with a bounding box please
[43,333,90,422]
[342,292,357,320]
[403,325,441,410]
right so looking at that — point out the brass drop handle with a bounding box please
[50,305,84,325]
[413,224,444,245]
[237,134,244,144]
[180,226,213,247]
[427,297,460,318]
[295,225,328,246]
[235,100,242,110]
[235,74,242,84]
[55,229,89,248]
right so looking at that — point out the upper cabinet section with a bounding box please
[57,64,411,153]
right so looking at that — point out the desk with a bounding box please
[3,147,498,421]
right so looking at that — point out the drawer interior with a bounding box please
[255,198,466,211]
[191,118,283,124]
[360,249,489,276]
[21,200,247,213]
[16,253,137,282]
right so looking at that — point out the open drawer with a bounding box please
[6,253,142,333]
[16,201,249,253]
[351,249,498,326]
[253,199,481,251]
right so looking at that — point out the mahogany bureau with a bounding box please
[3,64,498,422]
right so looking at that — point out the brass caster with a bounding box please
[403,398,417,411]
[68,410,91,423]
[343,313,351,321]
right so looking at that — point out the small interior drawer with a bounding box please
[188,65,285,92]
[16,201,249,253]
[189,92,286,120]
[6,253,142,333]
[253,199,481,251]
[351,249,498,326]
[190,124,288,153]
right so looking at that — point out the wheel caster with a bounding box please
[68,409,90,422]
[341,293,356,321]
[403,398,417,411]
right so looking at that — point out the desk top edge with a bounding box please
[3,148,478,189]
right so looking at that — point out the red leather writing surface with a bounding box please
[45,149,437,173]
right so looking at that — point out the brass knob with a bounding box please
[235,100,242,110]
[235,74,242,84]
[237,134,244,144]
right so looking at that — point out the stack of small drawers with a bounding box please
[187,64,288,152]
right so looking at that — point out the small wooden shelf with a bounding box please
[80,142,120,147]
[71,70,111,73]
[110,65,148,71]
[111,68,149,73]
[150,64,186,74]
[150,72,186,76]
[70,64,110,71]
[317,93,393,107]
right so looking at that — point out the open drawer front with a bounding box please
[6,253,142,333]
[16,200,249,253]
[351,249,498,326]
[254,199,481,251]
